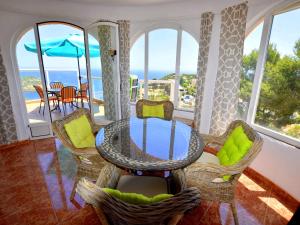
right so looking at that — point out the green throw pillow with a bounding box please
[102,188,173,205]
[217,125,253,181]
[64,115,95,148]
[142,104,165,119]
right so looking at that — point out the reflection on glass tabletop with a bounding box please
[96,117,204,171]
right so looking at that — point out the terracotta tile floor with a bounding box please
[0,138,298,225]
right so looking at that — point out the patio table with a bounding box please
[47,88,61,111]
[95,117,204,171]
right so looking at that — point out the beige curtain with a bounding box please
[193,12,214,131]
[210,2,248,135]
[0,48,17,144]
[118,20,131,119]
[98,25,117,121]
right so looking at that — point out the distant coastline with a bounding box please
[19,69,196,100]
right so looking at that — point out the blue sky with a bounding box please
[244,7,300,56]
[17,7,300,72]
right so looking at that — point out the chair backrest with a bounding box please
[33,85,44,100]
[79,83,88,98]
[136,99,174,120]
[77,178,200,225]
[51,108,94,154]
[61,86,76,103]
[50,81,64,89]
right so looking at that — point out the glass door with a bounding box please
[36,22,90,122]
[15,27,52,138]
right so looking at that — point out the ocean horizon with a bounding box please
[20,69,195,100]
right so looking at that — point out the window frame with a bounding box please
[246,5,300,148]
[130,24,199,112]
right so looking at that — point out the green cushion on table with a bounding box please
[102,188,173,205]
[64,115,95,148]
[217,125,253,181]
[142,104,164,119]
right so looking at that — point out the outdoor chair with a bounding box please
[52,108,109,200]
[185,120,263,225]
[136,99,174,120]
[76,164,201,225]
[50,81,64,89]
[75,82,89,107]
[60,86,77,115]
[33,85,58,115]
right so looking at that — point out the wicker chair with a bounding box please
[76,164,201,225]
[52,108,109,200]
[185,120,263,225]
[136,99,174,120]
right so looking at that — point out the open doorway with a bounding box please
[15,22,107,138]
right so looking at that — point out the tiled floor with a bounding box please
[0,138,298,225]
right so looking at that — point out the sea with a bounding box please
[20,69,173,100]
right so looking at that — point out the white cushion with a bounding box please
[196,152,225,183]
[116,175,168,197]
[196,152,220,164]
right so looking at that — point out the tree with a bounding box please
[240,41,300,137]
[293,39,300,58]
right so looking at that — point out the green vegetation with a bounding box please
[148,82,171,101]
[162,73,197,96]
[240,39,300,138]
[21,76,41,91]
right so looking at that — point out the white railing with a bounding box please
[138,79,175,101]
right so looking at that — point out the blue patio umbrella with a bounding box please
[24,34,100,94]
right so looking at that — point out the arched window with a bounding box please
[130,27,198,111]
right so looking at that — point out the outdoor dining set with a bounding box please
[33,81,89,115]
[52,99,263,225]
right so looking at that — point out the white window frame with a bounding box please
[246,4,300,148]
[131,25,198,112]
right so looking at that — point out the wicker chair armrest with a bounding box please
[95,164,122,188]
[200,133,225,146]
[92,120,113,133]
[71,147,99,156]
[92,124,103,133]
[187,162,243,177]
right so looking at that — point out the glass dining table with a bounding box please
[95,117,204,171]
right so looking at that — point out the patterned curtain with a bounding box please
[210,2,248,135]
[98,25,117,121]
[193,12,214,132]
[118,20,131,119]
[0,48,17,144]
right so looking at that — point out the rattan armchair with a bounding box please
[76,164,201,225]
[185,120,263,225]
[136,99,174,120]
[52,108,110,200]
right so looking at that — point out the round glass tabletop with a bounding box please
[96,117,204,171]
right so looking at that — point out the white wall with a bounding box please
[0,0,299,201]
[250,135,300,201]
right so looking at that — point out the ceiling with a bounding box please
[0,0,283,22]
[55,0,185,6]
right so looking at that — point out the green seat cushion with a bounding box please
[64,115,95,148]
[217,125,253,181]
[142,104,165,119]
[102,188,173,205]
